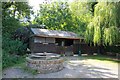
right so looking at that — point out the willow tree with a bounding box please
[85,2,119,46]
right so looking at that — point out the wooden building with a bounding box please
[29,28,81,55]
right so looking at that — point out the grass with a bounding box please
[2,55,26,70]
[14,62,38,75]
[3,54,38,75]
[22,65,38,75]
[82,54,120,63]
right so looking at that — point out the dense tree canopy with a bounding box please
[85,2,120,46]
[2,1,33,33]
[70,1,95,36]
[34,2,75,31]
[33,1,93,37]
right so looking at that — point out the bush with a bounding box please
[2,33,27,69]
[2,50,25,69]
[3,34,27,55]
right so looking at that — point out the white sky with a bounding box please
[28,0,44,12]
[28,0,46,21]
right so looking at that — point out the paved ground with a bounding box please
[2,56,119,78]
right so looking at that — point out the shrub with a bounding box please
[2,50,25,69]
[3,34,27,55]
[2,33,27,69]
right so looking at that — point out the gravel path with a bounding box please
[2,56,119,78]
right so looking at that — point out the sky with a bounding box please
[28,0,45,21]
[28,0,44,12]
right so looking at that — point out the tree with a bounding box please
[2,1,33,33]
[2,2,32,20]
[70,1,93,23]
[2,1,32,68]
[116,2,120,28]
[70,1,95,36]
[85,2,120,46]
[33,1,92,37]
[34,2,73,31]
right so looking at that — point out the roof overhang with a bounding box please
[32,35,80,40]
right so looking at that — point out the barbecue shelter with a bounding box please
[29,28,81,56]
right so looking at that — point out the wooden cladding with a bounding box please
[30,43,76,55]
[32,43,56,53]
[73,39,80,44]
[34,37,45,43]
[46,37,55,43]
[34,37,55,43]
[29,36,80,55]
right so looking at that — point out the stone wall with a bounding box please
[26,57,64,73]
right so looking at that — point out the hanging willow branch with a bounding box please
[85,2,119,46]
[85,22,94,45]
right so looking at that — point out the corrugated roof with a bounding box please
[31,28,80,39]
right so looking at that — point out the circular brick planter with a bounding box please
[26,56,64,73]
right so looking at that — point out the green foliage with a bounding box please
[2,51,25,69]
[116,2,120,27]
[2,2,33,33]
[3,34,27,55]
[2,2,32,20]
[2,34,27,69]
[70,1,93,36]
[60,53,65,57]
[103,27,119,45]
[85,22,94,45]
[23,66,38,75]
[2,16,21,33]
[2,1,33,69]
[70,1,93,23]
[93,26,101,45]
[33,1,90,37]
[35,2,74,31]
[85,2,120,46]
